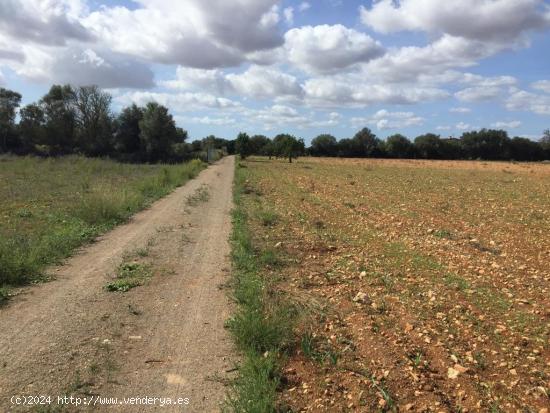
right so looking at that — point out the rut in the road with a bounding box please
[0,156,236,412]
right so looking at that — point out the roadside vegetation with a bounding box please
[226,162,297,412]
[235,156,549,412]
[0,156,204,302]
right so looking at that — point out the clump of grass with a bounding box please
[258,210,278,227]
[186,184,210,206]
[105,262,152,292]
[300,332,339,365]
[225,165,296,412]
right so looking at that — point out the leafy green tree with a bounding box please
[139,102,178,162]
[74,85,114,156]
[249,134,271,155]
[385,134,415,158]
[540,129,550,159]
[273,133,304,163]
[414,133,445,159]
[310,134,337,156]
[0,87,22,152]
[114,104,144,156]
[460,129,511,160]
[235,132,252,160]
[510,137,544,161]
[40,85,78,155]
[351,128,383,157]
[18,103,46,153]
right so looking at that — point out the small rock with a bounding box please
[275,242,282,248]
[353,292,368,303]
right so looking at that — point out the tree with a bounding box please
[385,134,415,158]
[139,102,178,162]
[235,132,252,160]
[273,133,304,163]
[114,104,144,156]
[351,128,383,157]
[18,103,46,153]
[249,134,271,155]
[414,133,445,159]
[40,85,78,155]
[0,87,22,152]
[540,129,550,159]
[510,137,544,161]
[460,129,511,160]
[74,85,114,157]
[311,134,337,157]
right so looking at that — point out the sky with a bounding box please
[0,0,549,143]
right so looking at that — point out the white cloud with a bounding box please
[227,65,303,100]
[450,107,471,113]
[299,2,311,12]
[455,86,503,102]
[436,125,452,131]
[0,0,93,46]
[532,80,550,93]
[456,121,472,130]
[82,0,284,68]
[284,25,384,74]
[15,46,154,88]
[360,0,550,42]
[360,35,504,84]
[505,88,550,115]
[491,120,521,128]
[115,91,242,112]
[284,7,294,25]
[303,75,449,108]
[176,116,236,126]
[160,67,229,94]
[351,109,424,130]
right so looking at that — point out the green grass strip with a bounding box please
[226,162,295,413]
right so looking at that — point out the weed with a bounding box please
[105,262,152,292]
[258,210,279,227]
[187,184,210,206]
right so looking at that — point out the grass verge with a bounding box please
[0,156,205,296]
[226,162,296,412]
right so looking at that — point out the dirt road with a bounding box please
[0,156,236,412]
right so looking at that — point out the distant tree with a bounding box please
[351,128,383,157]
[439,138,464,160]
[460,129,511,160]
[114,104,144,156]
[414,133,445,159]
[385,134,415,158]
[74,85,114,157]
[310,134,338,157]
[249,134,271,155]
[273,133,304,163]
[510,137,544,161]
[18,103,46,153]
[0,87,22,152]
[139,102,178,162]
[540,129,550,159]
[235,132,252,159]
[40,85,78,155]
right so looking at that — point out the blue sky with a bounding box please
[1,0,549,143]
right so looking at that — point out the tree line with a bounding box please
[236,128,550,162]
[0,85,219,163]
[2,85,549,163]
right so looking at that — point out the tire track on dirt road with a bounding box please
[0,156,236,412]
